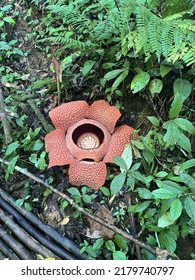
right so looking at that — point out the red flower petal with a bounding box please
[68,160,107,190]
[66,119,111,162]
[85,100,121,133]
[45,129,74,168]
[49,101,89,131]
[103,125,135,163]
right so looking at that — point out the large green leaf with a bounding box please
[130,71,150,93]
[174,118,195,134]
[81,60,96,76]
[169,93,183,119]
[149,79,163,95]
[180,173,195,190]
[110,172,126,195]
[173,78,192,101]
[121,144,133,171]
[179,159,195,173]
[176,132,191,153]
[128,201,151,213]
[137,188,153,199]
[112,69,128,91]
[152,188,176,199]
[4,141,20,157]
[158,212,175,228]
[104,69,124,80]
[112,156,128,171]
[163,121,180,146]
[184,197,195,221]
[170,199,182,221]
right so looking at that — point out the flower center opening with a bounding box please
[72,124,104,150]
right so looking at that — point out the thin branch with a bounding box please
[27,99,53,133]
[0,208,60,259]
[124,192,141,260]
[0,239,20,260]
[0,225,35,260]
[0,157,164,257]
[0,188,87,260]
[0,196,78,260]
[0,87,12,144]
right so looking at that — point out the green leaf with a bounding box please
[173,78,192,102]
[3,17,15,24]
[33,139,43,151]
[104,69,124,80]
[112,69,128,91]
[4,141,20,157]
[147,116,160,127]
[149,79,163,95]
[163,121,180,146]
[169,93,183,119]
[157,180,185,195]
[130,71,150,94]
[81,60,96,76]
[176,132,191,153]
[93,238,104,251]
[112,156,128,171]
[1,5,12,12]
[184,197,195,221]
[5,156,18,180]
[0,41,11,50]
[110,172,126,195]
[121,144,133,171]
[113,251,127,260]
[170,199,182,221]
[105,240,115,252]
[155,171,168,178]
[179,159,195,173]
[174,118,195,134]
[160,64,172,78]
[152,188,176,199]
[143,149,154,164]
[67,187,81,197]
[158,212,175,228]
[180,173,195,190]
[32,78,53,90]
[100,186,110,197]
[114,234,128,250]
[128,201,151,213]
[159,232,176,253]
[60,200,69,210]
[137,188,153,199]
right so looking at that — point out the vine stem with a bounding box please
[0,157,166,257]
[0,87,12,145]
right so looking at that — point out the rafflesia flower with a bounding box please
[45,100,135,190]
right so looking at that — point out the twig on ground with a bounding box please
[0,188,87,260]
[0,208,60,259]
[0,239,20,260]
[27,99,53,133]
[0,87,12,144]
[0,196,78,260]
[124,192,141,260]
[0,225,35,260]
[0,157,164,257]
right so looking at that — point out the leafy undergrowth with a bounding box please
[0,0,195,260]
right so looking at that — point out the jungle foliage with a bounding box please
[0,0,195,260]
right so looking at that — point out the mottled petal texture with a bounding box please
[85,100,121,133]
[49,100,89,131]
[45,129,74,168]
[68,161,107,190]
[103,125,135,163]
